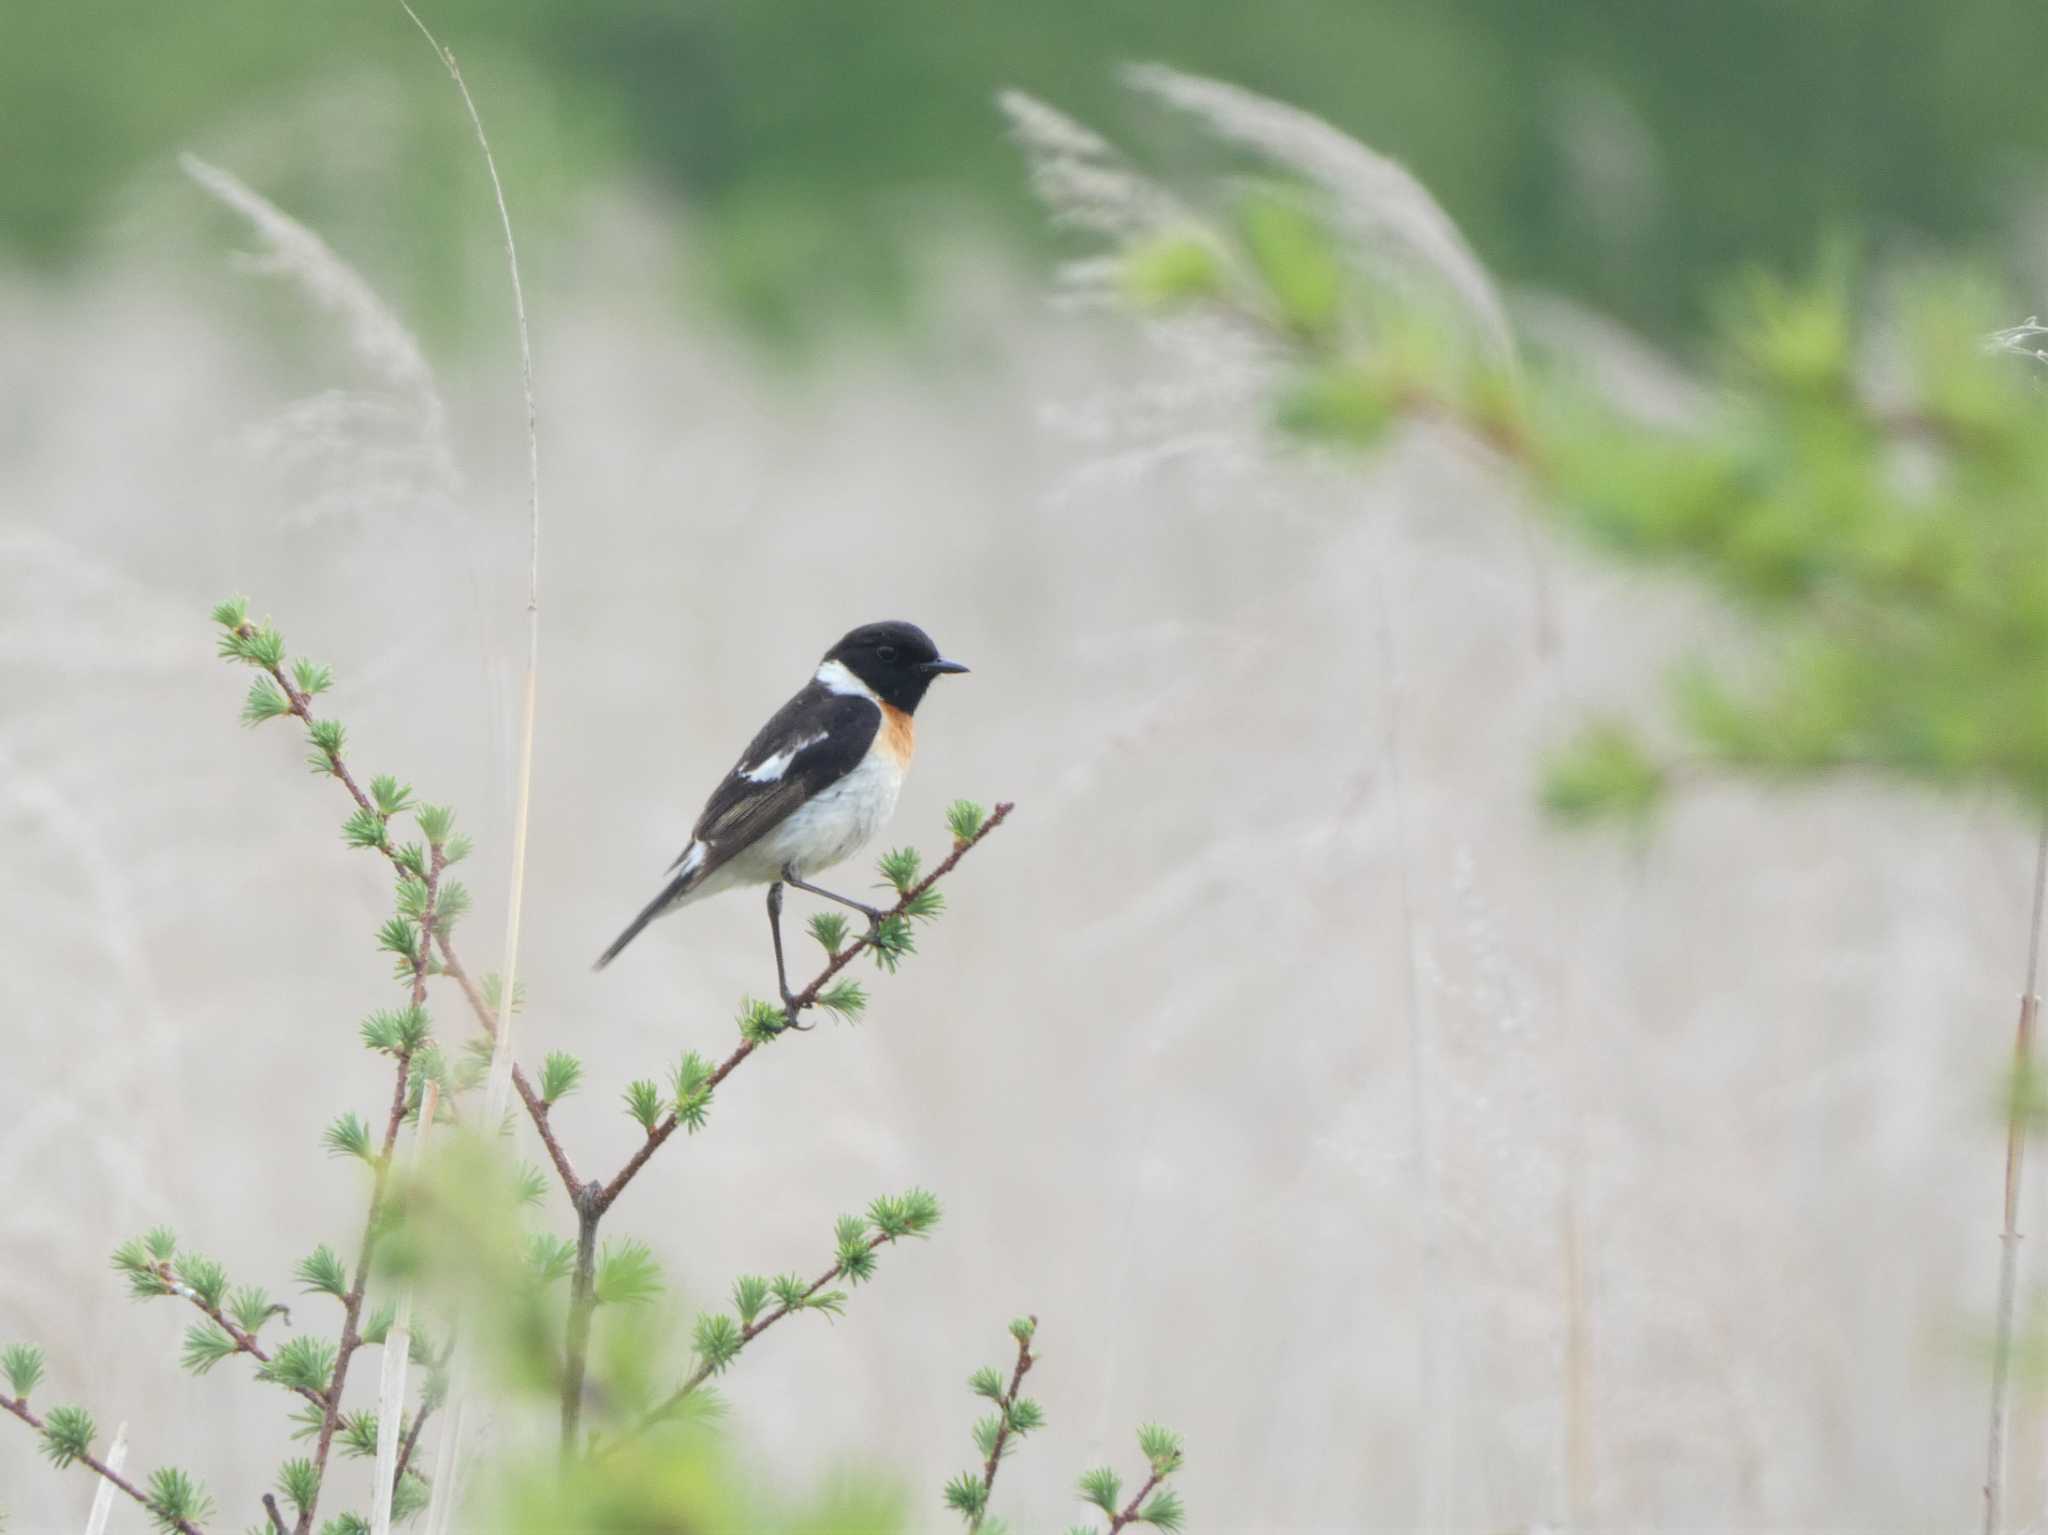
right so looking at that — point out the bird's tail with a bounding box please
[594,845,706,970]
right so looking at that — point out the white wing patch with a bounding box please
[740,732,827,783]
[814,659,878,700]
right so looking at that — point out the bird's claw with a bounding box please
[781,998,814,1033]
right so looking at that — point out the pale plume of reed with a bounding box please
[1122,63,1515,364]
[177,152,460,524]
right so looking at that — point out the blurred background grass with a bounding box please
[17,0,2048,345]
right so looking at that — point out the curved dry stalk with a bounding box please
[392,13,540,1528]
[1983,817,2048,1535]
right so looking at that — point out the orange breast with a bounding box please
[880,703,915,767]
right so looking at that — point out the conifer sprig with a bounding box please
[589,802,1013,1218]
[104,1235,320,1409]
[0,1391,211,1535]
[1074,1423,1187,1534]
[612,1189,943,1448]
[210,603,580,1202]
[943,1316,1041,1531]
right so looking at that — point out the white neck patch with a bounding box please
[815,658,878,700]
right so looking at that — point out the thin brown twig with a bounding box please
[395,1395,436,1486]
[1106,1468,1169,1534]
[607,1229,902,1451]
[558,1205,603,1454]
[968,1319,1037,1532]
[145,1259,323,1411]
[262,1493,289,1534]
[245,633,581,1199]
[0,1395,207,1535]
[593,801,1015,1216]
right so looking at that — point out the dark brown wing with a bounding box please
[681,683,881,875]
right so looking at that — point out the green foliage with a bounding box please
[292,657,334,697]
[392,1472,431,1521]
[218,621,285,669]
[739,996,791,1044]
[174,1252,228,1310]
[338,1411,379,1458]
[228,1285,280,1334]
[943,1473,988,1519]
[815,979,868,1021]
[807,910,850,953]
[180,1321,239,1375]
[1121,233,1224,309]
[1237,187,1344,347]
[294,1245,349,1301]
[527,1234,578,1286]
[1275,361,1399,446]
[38,1404,94,1468]
[596,1241,664,1306]
[540,1051,582,1103]
[319,1516,372,1535]
[1136,1423,1184,1475]
[416,802,457,846]
[368,775,413,816]
[436,880,473,930]
[1138,1488,1186,1531]
[514,1162,549,1207]
[279,1456,321,1513]
[361,1004,431,1055]
[111,1233,173,1299]
[480,973,526,1015]
[867,1188,941,1241]
[2,1343,44,1398]
[261,1335,339,1395]
[143,1466,213,1532]
[672,1050,716,1132]
[691,1313,744,1375]
[623,1078,664,1132]
[323,1112,373,1162]
[210,596,249,630]
[347,809,392,852]
[358,1304,396,1348]
[1540,723,1667,824]
[306,718,347,775]
[867,916,916,973]
[242,674,294,726]
[1077,1466,1121,1514]
[968,1365,1005,1401]
[878,846,922,893]
[901,888,944,922]
[731,1274,771,1327]
[946,799,989,844]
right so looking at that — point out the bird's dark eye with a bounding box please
[876,645,898,662]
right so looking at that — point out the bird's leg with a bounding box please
[782,865,890,935]
[765,881,811,1031]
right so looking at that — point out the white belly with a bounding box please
[732,747,904,883]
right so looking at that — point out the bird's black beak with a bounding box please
[918,657,970,676]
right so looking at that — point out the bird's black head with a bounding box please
[823,621,968,713]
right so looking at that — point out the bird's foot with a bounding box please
[780,993,814,1033]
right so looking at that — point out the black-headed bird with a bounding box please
[594,621,969,1023]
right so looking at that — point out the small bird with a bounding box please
[594,621,969,1021]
